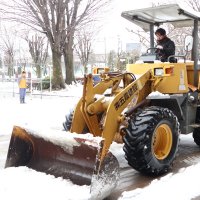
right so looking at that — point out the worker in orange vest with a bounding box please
[18,71,27,103]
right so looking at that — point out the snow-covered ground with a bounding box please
[0,84,200,200]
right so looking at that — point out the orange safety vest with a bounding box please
[19,78,27,89]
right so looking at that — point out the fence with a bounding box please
[0,77,52,99]
[0,61,54,98]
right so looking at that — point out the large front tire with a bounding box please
[123,106,180,176]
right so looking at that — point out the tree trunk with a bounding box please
[8,65,13,77]
[84,65,87,74]
[36,64,41,78]
[63,38,75,85]
[52,49,65,89]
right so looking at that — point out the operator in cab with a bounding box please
[155,28,176,62]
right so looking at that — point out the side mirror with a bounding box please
[184,35,193,52]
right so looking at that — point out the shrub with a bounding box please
[42,77,50,90]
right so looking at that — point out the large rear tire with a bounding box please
[63,110,89,133]
[123,106,180,176]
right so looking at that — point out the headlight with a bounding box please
[154,68,164,76]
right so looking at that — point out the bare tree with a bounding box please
[25,34,48,78]
[2,0,68,89]
[126,28,150,49]
[63,0,111,84]
[1,0,111,86]
[116,36,125,71]
[0,27,16,77]
[107,50,116,71]
[74,29,94,74]
[185,0,200,11]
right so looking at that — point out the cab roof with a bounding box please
[121,3,200,31]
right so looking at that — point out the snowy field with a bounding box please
[0,83,200,200]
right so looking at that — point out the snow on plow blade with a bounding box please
[5,126,119,199]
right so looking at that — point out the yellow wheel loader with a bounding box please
[5,3,200,198]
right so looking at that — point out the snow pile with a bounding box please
[0,97,79,136]
[0,167,91,200]
[119,163,200,200]
[23,127,103,154]
[147,91,170,99]
[110,142,129,168]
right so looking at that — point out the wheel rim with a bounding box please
[152,124,172,160]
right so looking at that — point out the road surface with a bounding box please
[107,134,200,199]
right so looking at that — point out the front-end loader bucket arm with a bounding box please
[71,70,153,165]
[70,73,123,135]
[100,70,152,160]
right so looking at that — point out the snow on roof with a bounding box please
[121,3,200,32]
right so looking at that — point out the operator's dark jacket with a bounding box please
[156,36,175,62]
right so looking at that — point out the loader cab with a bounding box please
[138,37,192,64]
[122,3,200,135]
[122,3,200,88]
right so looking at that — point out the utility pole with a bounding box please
[104,37,107,67]
[117,35,122,70]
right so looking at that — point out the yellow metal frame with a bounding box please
[70,60,191,162]
[70,70,167,161]
[127,63,189,94]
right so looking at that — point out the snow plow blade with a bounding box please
[5,126,119,199]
